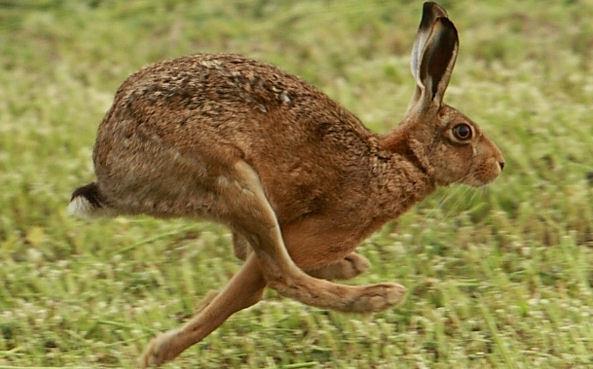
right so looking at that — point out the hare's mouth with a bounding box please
[462,162,503,187]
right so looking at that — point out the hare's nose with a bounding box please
[498,161,505,171]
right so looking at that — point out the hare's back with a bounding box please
[94,54,374,221]
[104,53,371,140]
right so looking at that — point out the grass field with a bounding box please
[1,0,593,368]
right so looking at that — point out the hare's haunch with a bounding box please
[69,2,503,367]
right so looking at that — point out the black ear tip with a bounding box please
[420,2,449,31]
[423,2,435,11]
[436,16,459,37]
[423,2,448,17]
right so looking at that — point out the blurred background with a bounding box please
[1,0,592,368]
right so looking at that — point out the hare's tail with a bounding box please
[68,182,110,218]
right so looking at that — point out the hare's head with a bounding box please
[388,2,504,187]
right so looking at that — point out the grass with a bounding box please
[1,0,593,368]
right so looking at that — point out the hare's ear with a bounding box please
[410,2,458,111]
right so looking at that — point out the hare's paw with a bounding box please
[350,283,406,313]
[340,253,370,279]
[138,330,179,368]
[308,253,371,280]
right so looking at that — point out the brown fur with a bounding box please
[69,2,503,366]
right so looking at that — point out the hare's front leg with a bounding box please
[139,251,369,367]
[139,255,266,367]
[307,253,370,280]
[223,160,405,313]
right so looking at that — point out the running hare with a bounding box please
[69,2,503,366]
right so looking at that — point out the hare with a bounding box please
[68,1,504,367]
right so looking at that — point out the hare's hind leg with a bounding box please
[232,231,251,260]
[139,254,266,367]
[225,160,405,313]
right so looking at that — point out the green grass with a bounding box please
[1,0,593,368]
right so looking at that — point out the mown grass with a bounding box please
[1,0,592,368]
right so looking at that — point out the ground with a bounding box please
[1,0,593,368]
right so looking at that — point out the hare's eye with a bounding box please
[452,123,472,141]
